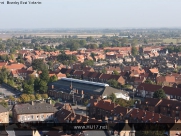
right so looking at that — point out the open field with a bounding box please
[0,33,118,39]
[162,38,181,44]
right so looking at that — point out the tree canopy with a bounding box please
[108,93,117,103]
[32,59,46,71]
[107,79,119,88]
[153,89,167,99]
[131,46,138,56]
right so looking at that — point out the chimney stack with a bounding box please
[81,90,84,94]
[90,96,93,99]
[49,100,52,105]
[51,85,54,89]
[125,119,128,123]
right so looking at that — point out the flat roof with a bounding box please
[61,78,109,87]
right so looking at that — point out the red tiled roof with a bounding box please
[158,99,181,111]
[94,99,115,111]
[137,83,162,92]
[156,75,175,83]
[141,98,162,106]
[110,75,123,80]
[6,63,26,70]
[74,70,83,76]
[0,62,7,67]
[113,106,129,116]
[163,86,181,97]
[99,74,111,80]
[129,109,176,123]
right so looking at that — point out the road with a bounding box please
[0,84,21,97]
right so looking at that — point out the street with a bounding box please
[0,86,18,97]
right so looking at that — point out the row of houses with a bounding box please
[136,83,181,101]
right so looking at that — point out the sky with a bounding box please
[0,0,181,29]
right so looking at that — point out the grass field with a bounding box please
[162,38,181,44]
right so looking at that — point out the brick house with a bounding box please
[0,105,9,123]
[156,75,175,86]
[136,98,162,113]
[105,66,121,74]
[87,99,130,122]
[109,75,125,85]
[12,101,57,123]
[72,70,84,79]
[157,99,181,119]
[136,83,162,98]
[162,86,181,101]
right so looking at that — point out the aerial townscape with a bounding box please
[1,0,181,136]
[0,29,181,136]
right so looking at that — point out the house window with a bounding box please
[170,95,173,99]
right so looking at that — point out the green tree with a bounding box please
[83,100,89,106]
[35,94,42,100]
[144,38,148,44]
[41,94,48,99]
[0,100,8,108]
[82,60,94,67]
[7,79,15,87]
[131,39,138,46]
[32,59,46,71]
[0,67,10,84]
[27,75,35,85]
[34,77,40,92]
[101,68,107,74]
[131,46,138,56]
[39,80,48,94]
[121,38,128,46]
[113,70,119,75]
[91,53,96,61]
[23,83,34,94]
[79,40,86,46]
[49,75,58,83]
[70,42,80,51]
[87,44,97,49]
[153,89,167,99]
[8,96,15,101]
[47,61,53,70]
[20,94,30,102]
[115,98,134,107]
[107,79,119,88]
[39,69,50,83]
[29,94,35,101]
[109,93,117,103]
[86,36,93,42]
[144,79,155,84]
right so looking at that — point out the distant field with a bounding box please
[0,34,14,40]
[0,33,118,39]
[162,38,181,44]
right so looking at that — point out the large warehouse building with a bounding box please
[48,78,129,104]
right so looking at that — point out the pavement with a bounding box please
[0,84,22,98]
